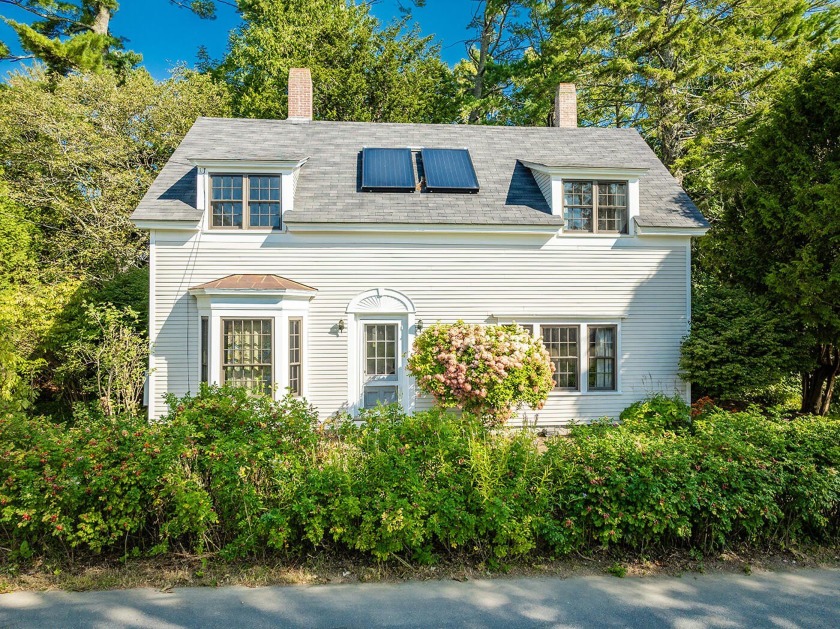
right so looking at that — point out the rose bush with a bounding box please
[407,322,555,425]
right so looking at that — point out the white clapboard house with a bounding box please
[131,68,708,425]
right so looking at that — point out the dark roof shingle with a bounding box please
[132,118,708,230]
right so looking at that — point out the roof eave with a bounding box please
[132,217,201,231]
[188,287,317,299]
[188,157,310,171]
[285,221,562,235]
[635,224,709,236]
[520,161,649,178]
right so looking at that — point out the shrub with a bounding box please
[407,321,554,426]
[619,394,693,435]
[1,390,838,566]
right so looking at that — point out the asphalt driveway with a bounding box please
[2,568,838,628]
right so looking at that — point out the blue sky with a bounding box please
[0,0,477,80]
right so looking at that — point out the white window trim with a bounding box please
[191,158,308,234]
[192,293,312,401]
[500,318,623,396]
[346,288,417,415]
[520,163,644,236]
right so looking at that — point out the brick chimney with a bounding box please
[287,68,312,121]
[554,83,577,128]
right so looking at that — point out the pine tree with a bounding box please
[216,0,458,122]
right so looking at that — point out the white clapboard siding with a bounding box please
[149,230,689,427]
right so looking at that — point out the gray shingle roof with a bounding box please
[131,117,708,230]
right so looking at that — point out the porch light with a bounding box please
[337,319,345,332]
[416,319,424,332]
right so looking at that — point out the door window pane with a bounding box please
[365,324,397,376]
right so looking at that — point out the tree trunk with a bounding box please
[91,3,111,36]
[800,344,840,415]
[468,12,493,123]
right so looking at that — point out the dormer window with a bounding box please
[563,181,628,233]
[210,174,281,229]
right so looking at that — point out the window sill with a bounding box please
[548,390,622,397]
[558,232,631,237]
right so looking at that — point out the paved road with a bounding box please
[2,568,839,628]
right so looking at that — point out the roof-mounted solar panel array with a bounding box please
[421,148,480,193]
[361,147,415,191]
[360,147,481,194]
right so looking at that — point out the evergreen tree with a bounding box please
[716,48,840,415]
[0,0,223,74]
[513,1,837,182]
[216,0,458,122]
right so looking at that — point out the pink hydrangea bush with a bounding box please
[407,321,555,425]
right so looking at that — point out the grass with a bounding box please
[2,545,838,593]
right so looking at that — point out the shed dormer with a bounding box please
[189,157,309,232]
[520,162,648,236]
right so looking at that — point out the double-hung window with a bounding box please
[541,325,579,390]
[288,318,303,397]
[563,181,628,234]
[588,326,617,390]
[507,321,619,392]
[210,175,281,229]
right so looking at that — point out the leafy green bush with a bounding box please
[619,394,693,434]
[1,390,838,565]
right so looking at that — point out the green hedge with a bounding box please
[1,388,838,563]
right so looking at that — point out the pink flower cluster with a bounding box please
[408,322,554,425]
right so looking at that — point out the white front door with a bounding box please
[362,322,400,408]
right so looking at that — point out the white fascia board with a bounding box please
[189,288,317,300]
[285,222,561,236]
[132,219,201,231]
[635,224,709,237]
[520,162,649,179]
[189,157,309,173]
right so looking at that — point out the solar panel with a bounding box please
[421,148,480,193]
[361,148,415,191]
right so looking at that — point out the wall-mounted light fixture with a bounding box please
[337,319,345,333]
[416,319,424,333]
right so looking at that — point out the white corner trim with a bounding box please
[147,230,157,419]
